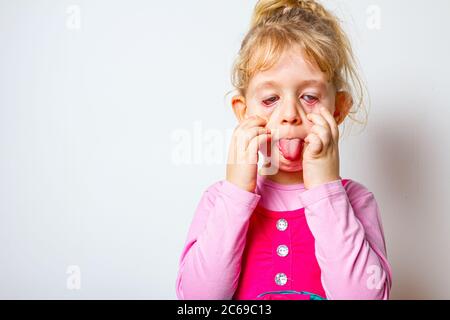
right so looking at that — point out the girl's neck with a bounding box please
[260,169,304,186]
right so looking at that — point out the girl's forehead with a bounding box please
[248,46,327,89]
[248,59,328,93]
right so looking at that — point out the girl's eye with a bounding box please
[262,95,318,107]
[262,96,279,107]
[302,95,319,105]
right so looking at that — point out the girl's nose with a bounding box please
[280,98,302,126]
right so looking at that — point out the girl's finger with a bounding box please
[247,133,272,158]
[235,127,270,152]
[306,112,331,133]
[310,124,331,148]
[243,127,270,142]
[319,107,339,142]
[304,132,323,155]
[241,115,268,129]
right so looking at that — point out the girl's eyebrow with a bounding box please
[254,80,278,91]
[254,79,327,91]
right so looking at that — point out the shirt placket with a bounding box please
[272,217,292,289]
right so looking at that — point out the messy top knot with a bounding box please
[251,0,329,28]
[230,0,367,131]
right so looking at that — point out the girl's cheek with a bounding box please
[260,107,273,116]
[306,103,325,115]
[258,111,271,124]
[303,106,314,114]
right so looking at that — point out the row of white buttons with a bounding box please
[275,219,289,286]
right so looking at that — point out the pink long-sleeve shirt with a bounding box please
[175,173,393,300]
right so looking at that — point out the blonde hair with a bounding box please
[227,0,368,135]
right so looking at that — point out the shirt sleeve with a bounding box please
[175,180,261,300]
[298,179,393,300]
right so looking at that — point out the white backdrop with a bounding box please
[1,0,449,299]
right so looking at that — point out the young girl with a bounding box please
[176,0,392,300]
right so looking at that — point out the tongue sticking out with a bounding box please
[278,138,303,161]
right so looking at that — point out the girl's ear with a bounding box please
[334,91,353,125]
[231,95,248,123]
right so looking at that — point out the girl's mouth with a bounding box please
[277,138,303,161]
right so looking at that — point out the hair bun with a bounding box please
[251,0,329,29]
[296,0,328,18]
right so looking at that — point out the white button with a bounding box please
[276,219,288,231]
[277,245,289,257]
[275,273,288,286]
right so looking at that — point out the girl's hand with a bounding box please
[226,115,271,193]
[302,107,341,190]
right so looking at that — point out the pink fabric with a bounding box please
[175,174,393,300]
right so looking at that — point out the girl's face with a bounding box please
[232,45,351,173]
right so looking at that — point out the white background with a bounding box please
[1,0,449,299]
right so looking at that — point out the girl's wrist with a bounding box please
[225,178,255,194]
[305,176,341,190]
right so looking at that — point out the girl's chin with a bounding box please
[261,150,303,173]
[278,159,303,172]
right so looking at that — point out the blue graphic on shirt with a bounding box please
[257,290,327,300]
